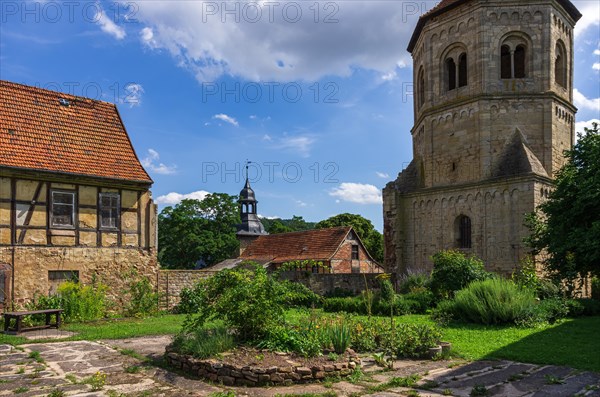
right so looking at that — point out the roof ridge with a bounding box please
[0,79,117,106]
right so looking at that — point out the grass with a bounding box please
[0,309,598,372]
[0,314,185,346]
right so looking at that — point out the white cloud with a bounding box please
[594,49,600,56]
[376,172,390,178]
[573,89,600,113]
[213,113,239,127]
[593,63,600,71]
[258,214,279,220]
[141,149,177,175]
[140,27,157,47]
[573,1,600,38]
[296,200,308,207]
[262,134,272,141]
[575,119,600,135]
[155,190,210,205]
[271,135,316,157]
[95,5,126,40]
[120,83,144,107]
[329,183,382,205]
[128,1,414,82]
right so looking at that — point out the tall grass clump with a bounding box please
[171,324,235,358]
[328,321,351,354]
[452,278,536,325]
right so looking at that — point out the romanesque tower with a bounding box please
[383,0,581,275]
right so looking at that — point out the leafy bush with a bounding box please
[387,323,442,358]
[379,279,396,302]
[27,281,107,323]
[403,290,435,314]
[176,284,204,314]
[346,316,441,358]
[512,256,541,291]
[323,296,416,316]
[258,323,326,357]
[575,298,600,316]
[592,277,600,301]
[278,280,322,308]
[430,250,490,299]
[184,265,285,341]
[324,287,356,298]
[430,299,456,326]
[323,297,365,314]
[451,278,536,325]
[171,324,235,358]
[398,273,431,294]
[536,279,561,300]
[124,275,159,317]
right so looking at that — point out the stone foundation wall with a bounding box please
[279,272,385,296]
[0,246,158,309]
[157,270,216,310]
[165,348,360,386]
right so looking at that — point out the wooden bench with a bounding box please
[3,309,63,334]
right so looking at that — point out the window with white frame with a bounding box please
[99,193,120,229]
[51,191,75,227]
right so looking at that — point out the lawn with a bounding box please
[1,310,598,372]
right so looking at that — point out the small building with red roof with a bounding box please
[0,80,158,309]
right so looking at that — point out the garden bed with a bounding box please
[164,346,361,386]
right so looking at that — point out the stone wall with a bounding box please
[279,272,385,296]
[157,269,216,310]
[0,246,158,309]
[165,348,360,386]
[384,176,552,276]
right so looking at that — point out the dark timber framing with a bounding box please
[0,174,148,249]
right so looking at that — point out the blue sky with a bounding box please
[1,0,599,231]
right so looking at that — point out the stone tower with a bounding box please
[237,170,268,255]
[383,0,581,275]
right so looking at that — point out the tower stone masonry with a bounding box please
[383,0,581,275]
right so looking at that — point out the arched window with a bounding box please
[418,67,425,108]
[514,45,526,78]
[446,58,456,91]
[501,45,511,78]
[500,34,529,79]
[555,42,567,88]
[456,215,472,249]
[458,53,468,87]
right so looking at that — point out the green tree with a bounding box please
[262,215,315,234]
[525,122,600,292]
[315,213,384,263]
[158,193,240,269]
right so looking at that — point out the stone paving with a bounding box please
[1,336,599,396]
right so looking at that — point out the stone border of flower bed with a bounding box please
[164,347,361,387]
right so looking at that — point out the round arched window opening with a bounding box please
[455,215,472,249]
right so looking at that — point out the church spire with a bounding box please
[237,161,267,236]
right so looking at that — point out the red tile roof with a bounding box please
[240,226,356,263]
[407,0,582,52]
[0,80,152,183]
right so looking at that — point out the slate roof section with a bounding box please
[0,80,152,183]
[240,226,364,263]
[407,0,582,53]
